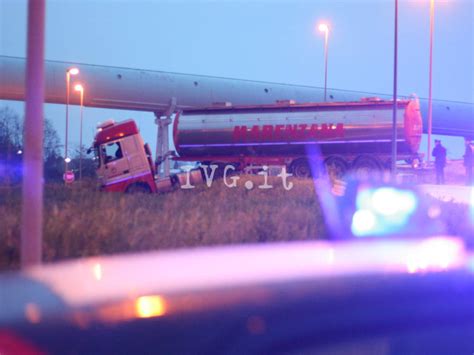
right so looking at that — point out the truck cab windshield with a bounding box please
[102,142,123,164]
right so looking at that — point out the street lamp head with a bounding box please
[318,23,329,33]
[74,83,84,92]
[68,67,79,75]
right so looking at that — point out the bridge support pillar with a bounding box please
[154,97,176,177]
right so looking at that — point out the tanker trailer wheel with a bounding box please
[290,158,313,178]
[352,156,382,181]
[126,182,151,194]
[323,156,348,180]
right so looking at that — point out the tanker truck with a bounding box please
[89,97,422,193]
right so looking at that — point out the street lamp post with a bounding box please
[318,23,329,102]
[65,67,79,176]
[74,84,84,181]
[391,0,399,179]
[427,0,435,165]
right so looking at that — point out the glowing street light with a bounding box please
[318,23,330,102]
[74,83,84,181]
[68,67,79,76]
[65,67,79,177]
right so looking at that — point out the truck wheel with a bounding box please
[352,156,382,181]
[126,183,151,194]
[324,156,347,180]
[290,159,313,178]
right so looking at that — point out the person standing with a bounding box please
[463,138,473,185]
[432,139,447,185]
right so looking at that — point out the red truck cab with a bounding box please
[92,119,157,193]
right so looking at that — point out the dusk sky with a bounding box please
[1,0,473,157]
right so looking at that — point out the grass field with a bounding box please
[1,171,471,271]
[0,176,328,270]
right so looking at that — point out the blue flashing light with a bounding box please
[352,187,419,237]
[371,187,417,216]
[351,209,377,237]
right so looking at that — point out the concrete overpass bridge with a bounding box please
[1,56,472,138]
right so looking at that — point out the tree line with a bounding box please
[0,106,95,184]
